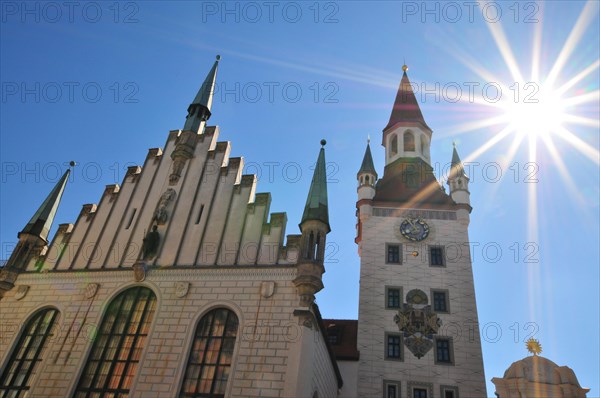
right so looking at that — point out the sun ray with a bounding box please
[562,114,600,128]
[526,133,540,322]
[462,125,515,164]
[439,115,510,138]
[483,131,525,200]
[530,2,544,82]
[480,2,524,82]
[556,59,600,96]
[539,134,587,207]
[554,126,600,164]
[546,1,600,88]
[562,90,600,107]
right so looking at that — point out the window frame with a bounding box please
[428,245,446,267]
[383,379,400,398]
[431,289,450,314]
[440,385,460,398]
[0,307,59,396]
[179,307,240,398]
[384,332,403,361]
[385,286,403,310]
[407,381,433,398]
[434,337,455,365]
[386,243,402,265]
[73,286,158,397]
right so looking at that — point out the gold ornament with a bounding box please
[526,338,542,356]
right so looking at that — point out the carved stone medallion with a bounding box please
[15,285,30,300]
[175,282,190,298]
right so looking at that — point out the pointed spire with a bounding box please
[358,140,377,178]
[449,143,467,179]
[183,55,220,132]
[20,166,71,243]
[301,140,330,232]
[384,65,430,132]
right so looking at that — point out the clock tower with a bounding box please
[355,65,486,398]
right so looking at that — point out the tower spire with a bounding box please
[449,143,467,179]
[301,139,330,232]
[183,55,220,133]
[383,66,430,133]
[20,166,71,243]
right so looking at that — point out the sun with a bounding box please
[503,83,566,139]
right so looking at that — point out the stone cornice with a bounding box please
[16,265,298,284]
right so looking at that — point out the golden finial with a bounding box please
[402,64,408,72]
[526,338,542,356]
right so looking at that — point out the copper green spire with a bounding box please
[20,166,71,243]
[358,139,377,179]
[301,140,330,232]
[450,143,467,179]
[183,55,220,132]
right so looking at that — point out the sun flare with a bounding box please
[503,84,566,139]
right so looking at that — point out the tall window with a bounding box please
[74,286,157,397]
[386,287,401,309]
[386,244,401,264]
[385,334,402,360]
[180,308,239,398]
[432,290,449,313]
[404,132,415,151]
[435,338,453,364]
[0,308,59,396]
[429,246,445,267]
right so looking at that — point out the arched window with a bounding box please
[420,135,428,156]
[0,308,59,395]
[179,308,239,398]
[390,135,398,156]
[74,286,157,397]
[404,132,415,152]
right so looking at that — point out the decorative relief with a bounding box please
[84,283,99,299]
[175,281,190,298]
[260,281,276,298]
[15,285,30,300]
[154,188,176,225]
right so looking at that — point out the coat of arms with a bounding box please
[394,289,442,359]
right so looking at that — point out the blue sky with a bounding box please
[1,1,598,395]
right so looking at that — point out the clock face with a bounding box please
[400,218,430,241]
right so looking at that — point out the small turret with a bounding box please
[0,165,71,297]
[355,139,377,248]
[357,138,377,201]
[447,144,472,224]
[293,140,330,307]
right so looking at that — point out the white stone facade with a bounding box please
[0,266,339,397]
[355,211,487,398]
